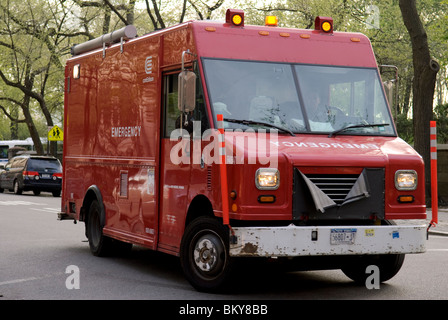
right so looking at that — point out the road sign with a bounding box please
[48,125,64,141]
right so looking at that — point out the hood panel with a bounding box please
[225,133,421,167]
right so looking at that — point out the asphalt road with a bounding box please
[1,191,448,307]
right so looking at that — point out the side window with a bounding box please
[163,73,180,138]
[15,158,27,169]
[162,68,209,138]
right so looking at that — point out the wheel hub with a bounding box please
[194,238,218,272]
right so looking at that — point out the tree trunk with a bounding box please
[399,0,440,204]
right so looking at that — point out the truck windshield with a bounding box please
[203,59,395,136]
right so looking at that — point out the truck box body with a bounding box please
[61,11,426,291]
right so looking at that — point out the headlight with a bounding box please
[255,168,280,190]
[395,170,417,191]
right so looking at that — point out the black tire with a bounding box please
[52,190,61,197]
[180,216,233,292]
[86,200,113,257]
[341,220,405,284]
[341,253,405,284]
[33,190,41,196]
[13,180,22,195]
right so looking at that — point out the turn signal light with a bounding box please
[226,9,244,27]
[258,195,276,203]
[398,195,414,203]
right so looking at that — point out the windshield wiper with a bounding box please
[224,118,296,136]
[328,123,390,138]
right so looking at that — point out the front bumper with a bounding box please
[229,224,426,257]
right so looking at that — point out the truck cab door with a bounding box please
[158,68,210,253]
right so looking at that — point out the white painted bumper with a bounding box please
[229,224,427,257]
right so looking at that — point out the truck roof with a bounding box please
[190,20,377,68]
[67,19,377,69]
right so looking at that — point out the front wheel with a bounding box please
[180,217,233,292]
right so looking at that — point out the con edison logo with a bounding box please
[145,56,152,74]
[143,56,154,83]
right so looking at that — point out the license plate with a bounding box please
[330,228,356,245]
[41,174,50,179]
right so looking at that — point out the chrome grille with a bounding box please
[304,174,359,205]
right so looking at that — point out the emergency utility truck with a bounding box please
[59,9,427,292]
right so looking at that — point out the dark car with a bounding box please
[0,155,62,197]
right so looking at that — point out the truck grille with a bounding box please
[293,168,384,220]
[303,173,359,205]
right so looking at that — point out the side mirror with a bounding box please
[178,70,196,113]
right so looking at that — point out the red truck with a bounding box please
[59,9,427,292]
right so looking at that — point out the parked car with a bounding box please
[0,155,62,197]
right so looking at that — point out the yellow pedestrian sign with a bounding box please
[48,125,64,141]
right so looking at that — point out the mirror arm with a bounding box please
[181,49,197,73]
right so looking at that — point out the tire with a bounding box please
[52,190,61,197]
[33,190,41,196]
[180,216,233,292]
[341,253,405,284]
[341,220,405,284]
[13,180,22,195]
[86,200,113,257]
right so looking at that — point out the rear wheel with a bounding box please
[86,200,113,256]
[52,190,61,197]
[180,216,233,292]
[13,180,22,195]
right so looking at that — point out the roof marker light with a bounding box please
[226,9,244,27]
[265,16,278,27]
[314,16,333,33]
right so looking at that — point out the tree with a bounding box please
[399,0,440,201]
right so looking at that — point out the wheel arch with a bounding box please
[80,185,105,226]
[184,194,215,229]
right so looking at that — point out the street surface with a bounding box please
[1,191,448,306]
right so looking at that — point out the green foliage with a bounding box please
[395,113,414,144]
[434,103,448,143]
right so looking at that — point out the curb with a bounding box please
[428,230,448,237]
